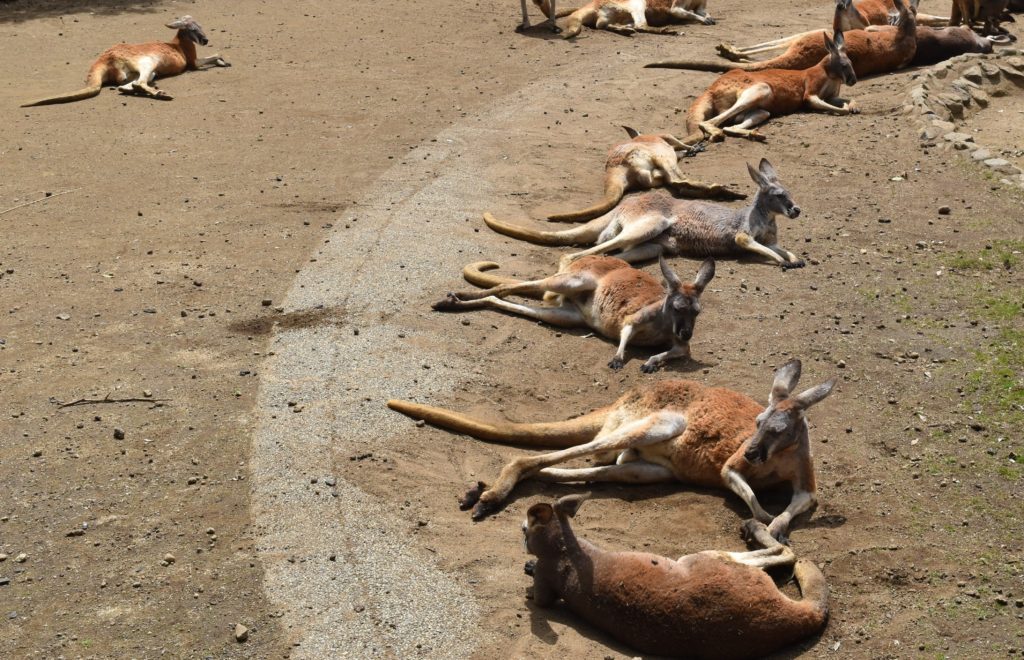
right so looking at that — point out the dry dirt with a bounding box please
[0,0,1022,658]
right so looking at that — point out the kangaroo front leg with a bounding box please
[805,95,859,115]
[766,489,816,542]
[640,341,690,373]
[517,0,532,31]
[608,325,635,371]
[722,467,773,524]
[735,232,789,266]
[768,244,805,270]
[670,7,715,24]
[196,54,230,68]
[466,412,687,519]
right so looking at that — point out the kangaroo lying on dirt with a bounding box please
[951,0,1016,41]
[485,159,806,270]
[22,16,229,107]
[711,0,946,62]
[434,256,714,372]
[544,0,716,38]
[389,358,836,540]
[523,496,830,659]
[548,126,744,223]
[683,29,860,143]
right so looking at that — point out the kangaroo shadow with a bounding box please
[0,0,160,23]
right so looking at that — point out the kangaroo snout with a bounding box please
[745,443,767,464]
[787,206,801,219]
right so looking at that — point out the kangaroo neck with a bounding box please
[748,191,778,232]
[171,32,198,66]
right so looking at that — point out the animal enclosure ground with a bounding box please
[0,0,1021,658]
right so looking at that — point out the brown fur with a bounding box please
[951,0,1015,39]
[546,0,716,38]
[22,16,228,107]
[524,498,829,659]
[388,359,836,540]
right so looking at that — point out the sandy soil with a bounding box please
[0,0,1021,658]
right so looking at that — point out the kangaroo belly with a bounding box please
[660,205,744,256]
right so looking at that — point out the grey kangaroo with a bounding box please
[434,256,715,372]
[484,158,806,270]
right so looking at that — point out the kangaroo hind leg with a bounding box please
[701,84,772,141]
[721,109,770,141]
[439,271,596,304]
[562,213,673,267]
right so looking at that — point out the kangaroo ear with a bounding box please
[770,359,802,405]
[527,503,554,526]
[758,158,779,182]
[833,28,845,49]
[660,256,684,291]
[793,378,837,410]
[747,162,768,188]
[823,31,838,56]
[554,493,589,518]
[692,258,715,292]
[166,15,193,29]
[622,125,640,139]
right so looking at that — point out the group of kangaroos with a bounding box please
[17,3,1016,658]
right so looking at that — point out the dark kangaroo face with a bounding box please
[167,16,209,46]
[660,257,714,344]
[749,159,800,219]
[825,31,858,87]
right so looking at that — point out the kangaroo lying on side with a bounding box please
[22,16,229,107]
[524,496,830,659]
[711,0,946,62]
[683,28,860,143]
[389,358,836,540]
[548,126,745,223]
[541,0,716,38]
[434,256,714,372]
[951,0,1016,41]
[485,159,807,270]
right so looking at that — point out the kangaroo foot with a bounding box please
[608,356,625,371]
[740,519,768,544]
[781,259,805,270]
[459,481,487,511]
[715,43,745,61]
[702,15,716,25]
[471,497,501,521]
[640,359,663,374]
[432,292,464,312]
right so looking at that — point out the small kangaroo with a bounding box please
[683,28,858,143]
[21,16,229,107]
[485,159,807,270]
[434,256,714,372]
[389,358,836,540]
[548,126,744,224]
[523,497,830,660]
[652,0,919,78]
[711,0,946,62]
[544,0,716,38]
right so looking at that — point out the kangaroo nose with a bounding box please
[789,206,801,218]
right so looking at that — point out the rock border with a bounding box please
[905,49,1024,188]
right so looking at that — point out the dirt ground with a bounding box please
[0,0,1021,658]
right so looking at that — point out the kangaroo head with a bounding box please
[742,360,837,465]
[166,15,209,46]
[891,0,918,26]
[823,30,857,86]
[748,158,801,220]
[659,257,714,344]
[523,494,586,556]
[834,0,869,32]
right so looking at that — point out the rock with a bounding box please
[943,132,974,143]
[163,553,176,565]
[938,206,952,215]
[961,66,984,83]
[0,553,7,562]
[979,62,1001,78]
[113,428,125,440]
[971,149,992,161]
[261,299,272,306]
[14,553,27,563]
[919,125,941,140]
[31,449,42,457]
[56,313,70,321]
[0,577,8,587]
[969,87,990,108]
[234,623,249,643]
[984,158,1020,175]
[931,119,956,133]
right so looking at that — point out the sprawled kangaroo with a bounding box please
[951,0,1016,41]
[434,256,714,372]
[711,0,945,62]
[389,358,836,540]
[652,0,918,79]
[22,16,229,107]
[683,28,859,142]
[544,0,716,38]
[485,159,806,270]
[548,126,744,223]
[524,496,829,659]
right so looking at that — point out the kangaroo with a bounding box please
[541,0,716,39]
[389,359,835,540]
[518,0,579,32]
[712,0,946,62]
[484,159,807,270]
[548,126,744,224]
[523,496,829,659]
[21,16,229,107]
[434,256,714,372]
[951,0,1016,41]
[651,0,918,79]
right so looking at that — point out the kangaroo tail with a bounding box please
[685,89,717,136]
[547,170,627,223]
[483,211,611,246]
[387,400,610,448]
[793,559,830,624]
[462,261,526,289]
[645,59,740,72]
[21,63,105,107]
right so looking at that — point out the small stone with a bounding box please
[984,158,1017,174]
[324,477,336,487]
[113,428,125,440]
[56,313,70,321]
[353,604,365,613]
[0,553,8,562]
[143,389,152,398]
[971,149,991,161]
[234,623,249,643]
[415,419,425,427]
[14,553,27,563]
[931,119,955,133]
[938,206,951,215]
[261,299,272,306]
[943,131,973,143]
[31,449,42,457]
[0,578,8,587]
[837,359,846,368]
[163,553,176,564]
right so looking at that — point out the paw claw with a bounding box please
[640,361,660,373]
[608,357,625,371]
[459,481,486,511]
[471,499,499,521]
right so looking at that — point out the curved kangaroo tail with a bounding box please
[547,169,627,223]
[793,559,830,623]
[483,211,611,246]
[685,89,717,136]
[21,63,105,107]
[387,400,610,448]
[462,261,525,289]
[645,59,741,72]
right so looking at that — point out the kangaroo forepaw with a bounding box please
[740,519,767,543]
[608,356,625,371]
[471,498,501,521]
[781,259,805,271]
[215,58,231,67]
[640,360,662,374]
[515,22,527,33]
[459,481,487,511]
[432,293,463,311]
[524,559,537,576]
[702,16,716,25]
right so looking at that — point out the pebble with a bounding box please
[0,578,8,586]
[14,553,27,563]
[0,553,7,562]
[235,623,249,643]
[938,206,951,215]
[261,299,272,306]
[31,449,42,457]
[113,428,125,440]
[163,553,176,565]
